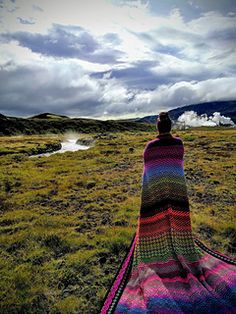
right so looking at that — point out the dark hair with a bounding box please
[157,112,172,133]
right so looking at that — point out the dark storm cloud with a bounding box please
[0,64,103,117]
[1,24,123,64]
[0,57,235,119]
[107,63,173,88]
[91,57,221,90]
[90,60,164,89]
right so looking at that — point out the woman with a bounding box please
[100,112,236,314]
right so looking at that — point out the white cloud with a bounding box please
[0,42,42,66]
[128,77,236,115]
[0,0,236,118]
[187,11,236,34]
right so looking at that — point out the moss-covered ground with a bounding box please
[0,127,235,313]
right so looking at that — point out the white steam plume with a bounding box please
[177,111,235,127]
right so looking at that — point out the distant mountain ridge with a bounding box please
[130,100,236,124]
[1,100,235,135]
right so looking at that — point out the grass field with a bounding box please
[0,127,235,313]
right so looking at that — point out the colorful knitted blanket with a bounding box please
[100,133,236,314]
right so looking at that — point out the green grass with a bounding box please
[0,127,235,313]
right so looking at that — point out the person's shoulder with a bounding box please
[172,135,183,145]
[147,135,183,148]
[143,139,155,152]
[147,138,158,146]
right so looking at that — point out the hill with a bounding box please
[0,115,155,136]
[28,113,70,119]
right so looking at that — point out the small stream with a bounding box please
[29,139,91,158]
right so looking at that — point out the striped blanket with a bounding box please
[100,133,236,314]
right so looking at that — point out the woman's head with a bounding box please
[157,112,172,133]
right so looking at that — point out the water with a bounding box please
[29,138,91,158]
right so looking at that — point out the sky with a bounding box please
[0,0,236,120]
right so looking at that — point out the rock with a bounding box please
[76,138,95,146]
[43,234,61,248]
[93,132,118,140]
[114,220,129,226]
[30,142,61,155]
[4,181,11,193]
[97,252,109,265]
[196,191,203,198]
[45,142,61,152]
[95,228,105,235]
[204,157,212,161]
[86,181,96,189]
[0,219,13,226]
[99,256,107,264]
[210,209,215,216]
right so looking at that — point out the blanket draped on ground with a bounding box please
[100,133,236,314]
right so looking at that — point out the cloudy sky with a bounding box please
[0,0,236,119]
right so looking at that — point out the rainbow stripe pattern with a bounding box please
[100,133,236,314]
